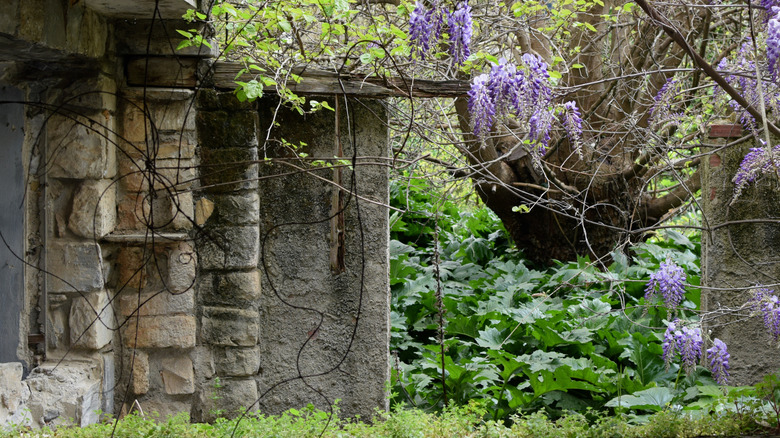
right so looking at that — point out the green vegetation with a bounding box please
[5,176,780,436]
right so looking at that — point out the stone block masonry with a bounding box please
[0,1,390,425]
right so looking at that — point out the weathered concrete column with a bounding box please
[194,90,262,421]
[702,126,780,385]
[255,96,390,419]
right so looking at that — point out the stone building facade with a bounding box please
[0,0,389,428]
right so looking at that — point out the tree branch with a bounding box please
[635,0,780,137]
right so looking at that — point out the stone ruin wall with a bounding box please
[0,1,389,428]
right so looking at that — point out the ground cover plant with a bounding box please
[388,177,751,423]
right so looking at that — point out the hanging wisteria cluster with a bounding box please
[466,57,582,155]
[408,0,472,66]
[645,259,687,310]
[748,287,780,341]
[706,339,731,385]
[649,77,684,126]
[661,319,730,383]
[662,319,703,374]
[731,143,780,200]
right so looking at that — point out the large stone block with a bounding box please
[214,346,261,377]
[161,356,195,394]
[68,179,117,238]
[200,307,259,347]
[170,192,195,230]
[47,114,115,179]
[119,157,197,193]
[122,99,195,143]
[200,270,261,307]
[208,192,260,226]
[124,139,196,160]
[116,246,148,290]
[196,378,258,422]
[198,226,259,270]
[119,289,195,317]
[70,291,115,350]
[48,241,105,293]
[199,147,258,193]
[131,350,150,395]
[122,315,196,349]
[116,192,151,231]
[26,360,102,428]
[0,362,31,427]
[196,110,258,149]
[168,242,196,293]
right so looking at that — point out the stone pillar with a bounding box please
[255,96,390,419]
[701,126,780,385]
[114,87,199,418]
[194,90,262,421]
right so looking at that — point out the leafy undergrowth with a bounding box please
[388,178,773,423]
[1,402,771,438]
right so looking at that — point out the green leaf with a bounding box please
[476,327,506,350]
[604,387,676,411]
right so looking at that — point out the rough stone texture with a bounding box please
[25,360,102,428]
[196,378,258,422]
[191,347,215,380]
[206,193,260,226]
[195,197,215,225]
[160,356,195,395]
[46,114,115,180]
[119,157,197,193]
[0,362,32,427]
[121,98,195,143]
[69,291,115,350]
[124,139,196,160]
[68,179,117,238]
[198,226,259,270]
[116,192,152,230]
[701,137,780,385]
[200,270,261,307]
[122,315,196,349]
[131,350,150,395]
[200,307,260,347]
[255,97,390,418]
[199,147,259,193]
[119,289,195,317]
[214,347,261,377]
[196,110,258,149]
[168,242,197,293]
[116,246,148,290]
[47,241,105,293]
[170,192,195,230]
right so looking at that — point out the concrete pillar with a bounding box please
[701,125,780,385]
[255,96,390,419]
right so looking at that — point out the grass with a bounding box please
[1,401,768,438]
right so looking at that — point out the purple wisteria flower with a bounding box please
[529,109,554,152]
[748,287,780,341]
[662,319,703,375]
[732,144,780,200]
[448,2,472,66]
[468,73,495,138]
[561,101,583,154]
[645,259,687,310]
[467,55,555,155]
[649,77,683,125]
[409,1,433,58]
[768,8,780,81]
[707,338,730,384]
